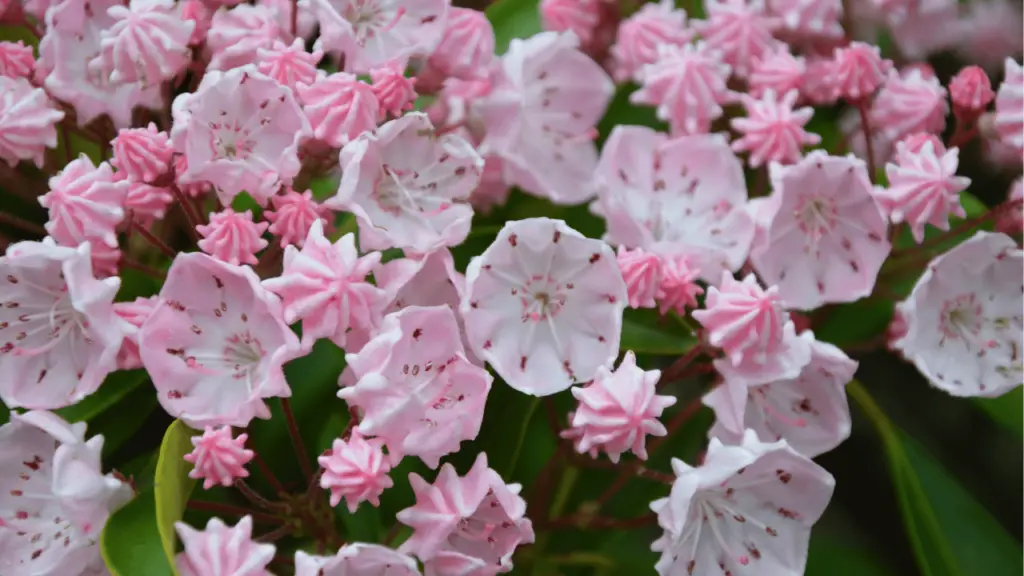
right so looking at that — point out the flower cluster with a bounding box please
[0,0,1020,574]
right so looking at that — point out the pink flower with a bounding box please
[114,296,158,370]
[610,0,692,82]
[327,113,481,253]
[184,426,254,490]
[766,0,844,43]
[751,151,891,310]
[38,0,162,129]
[0,240,124,410]
[91,0,194,86]
[206,3,284,71]
[996,178,1023,235]
[830,41,892,101]
[308,0,448,74]
[651,431,834,575]
[0,40,35,78]
[111,122,174,183]
[631,42,736,135]
[994,58,1024,150]
[0,76,63,168]
[138,252,302,428]
[423,7,495,81]
[894,231,1023,398]
[889,0,960,61]
[476,31,613,205]
[196,209,270,267]
[0,411,131,576]
[370,59,417,117]
[800,56,838,105]
[262,221,387,348]
[656,254,704,315]
[175,516,275,576]
[180,0,213,46]
[462,218,626,396]
[693,273,787,365]
[748,47,806,99]
[173,154,212,198]
[707,331,857,457]
[869,67,948,143]
[397,453,534,573]
[124,180,175,226]
[256,38,323,92]
[593,127,755,283]
[540,0,600,46]
[949,65,995,114]
[564,351,676,462]
[171,66,310,206]
[264,188,332,248]
[296,71,379,148]
[616,246,662,309]
[341,306,492,467]
[40,155,128,249]
[692,0,780,78]
[295,544,420,576]
[878,139,971,243]
[318,431,393,512]
[470,154,512,214]
[731,89,821,167]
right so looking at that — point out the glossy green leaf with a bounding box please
[849,381,1023,576]
[87,382,161,459]
[620,308,697,355]
[154,420,197,573]
[973,387,1023,436]
[486,0,540,54]
[57,369,149,423]
[101,489,174,576]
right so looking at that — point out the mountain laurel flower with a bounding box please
[632,42,736,135]
[180,0,213,46]
[397,453,534,574]
[830,41,892,102]
[0,411,131,576]
[307,0,448,74]
[295,544,420,576]
[318,431,394,512]
[263,221,387,349]
[748,47,806,99]
[650,431,835,576]
[0,240,124,410]
[694,273,787,366]
[616,246,662,309]
[124,179,175,226]
[297,71,380,148]
[341,306,492,467]
[800,56,838,105]
[692,0,781,79]
[370,59,418,117]
[594,127,755,283]
[256,38,323,92]
[92,0,195,86]
[0,76,64,168]
[184,426,254,489]
[196,209,270,267]
[540,0,601,46]
[111,122,173,183]
[39,155,127,248]
[264,187,332,248]
[869,66,948,143]
[171,65,310,206]
[0,40,35,79]
[609,0,692,83]
[139,252,302,428]
[731,89,822,167]
[878,139,971,243]
[894,231,1023,398]
[476,31,613,205]
[657,254,704,315]
[766,0,844,43]
[707,331,857,458]
[462,218,627,396]
[175,516,276,576]
[751,151,891,310]
[114,296,159,371]
[564,351,677,462]
[949,65,995,115]
[205,3,283,72]
[994,58,1024,150]
[423,7,495,81]
[327,112,482,253]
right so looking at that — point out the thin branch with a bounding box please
[252,451,288,496]
[131,221,176,259]
[0,212,46,237]
[281,398,314,483]
[186,500,284,525]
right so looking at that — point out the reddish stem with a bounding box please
[0,212,46,237]
[290,0,298,37]
[186,500,284,525]
[281,398,314,483]
[170,186,202,242]
[120,258,165,279]
[856,100,877,184]
[131,221,176,259]
[948,124,980,149]
[252,451,288,496]
[235,479,286,511]
[657,344,706,387]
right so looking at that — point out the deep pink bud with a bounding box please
[949,65,995,114]
[370,60,417,118]
[184,426,254,490]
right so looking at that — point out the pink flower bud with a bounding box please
[184,426,254,490]
[370,60,417,118]
[111,122,173,183]
[297,72,379,148]
[318,431,393,513]
[0,40,34,79]
[616,245,662,309]
[949,65,995,113]
[196,209,269,266]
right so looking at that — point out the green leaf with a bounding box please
[101,490,174,576]
[86,382,160,459]
[57,369,149,423]
[814,299,894,348]
[596,85,666,145]
[486,0,540,54]
[154,420,197,573]
[807,538,896,576]
[973,387,1023,436]
[849,381,1023,576]
[620,308,697,355]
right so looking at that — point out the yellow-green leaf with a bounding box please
[101,489,174,576]
[154,420,197,573]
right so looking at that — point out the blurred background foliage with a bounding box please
[1,0,1022,574]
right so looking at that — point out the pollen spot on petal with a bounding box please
[589,253,601,263]
[553,230,561,243]
[520,356,527,371]
[508,233,518,247]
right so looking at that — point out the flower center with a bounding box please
[222,331,265,379]
[794,195,838,242]
[342,0,405,45]
[212,124,255,161]
[520,277,567,322]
